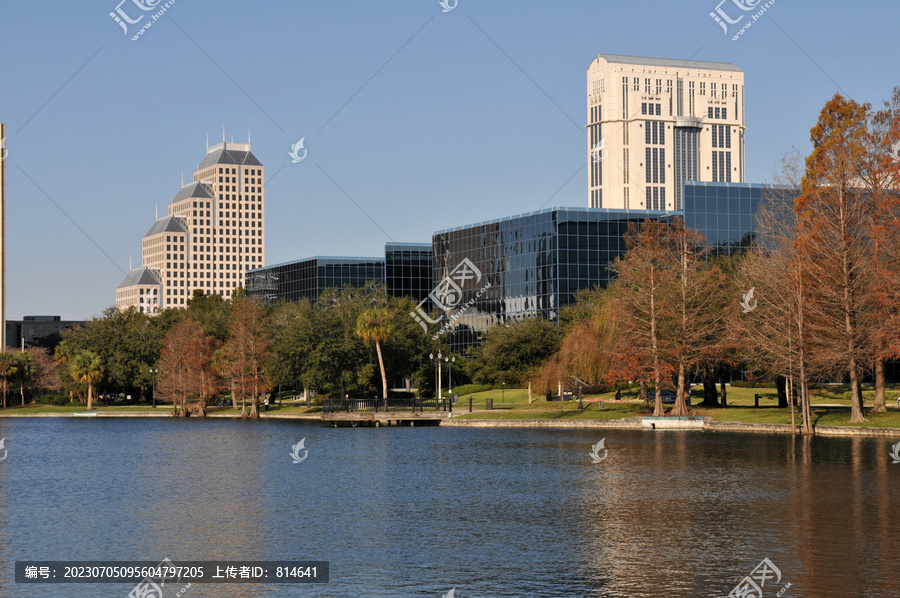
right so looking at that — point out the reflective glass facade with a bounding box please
[246,257,385,303]
[385,242,433,306]
[433,208,671,350]
[247,243,433,305]
[433,182,787,350]
[682,181,791,256]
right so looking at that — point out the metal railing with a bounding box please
[322,397,452,414]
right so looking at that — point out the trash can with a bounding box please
[485,398,494,410]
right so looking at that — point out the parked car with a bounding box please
[648,389,677,404]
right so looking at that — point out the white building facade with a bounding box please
[587,53,745,211]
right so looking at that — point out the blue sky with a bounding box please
[0,0,896,320]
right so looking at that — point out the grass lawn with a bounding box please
[6,386,899,428]
[452,385,900,428]
[454,399,644,420]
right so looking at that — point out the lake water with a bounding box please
[0,418,898,597]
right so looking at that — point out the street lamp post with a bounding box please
[578,382,583,410]
[150,368,158,408]
[445,356,455,395]
[502,382,505,403]
[429,352,443,401]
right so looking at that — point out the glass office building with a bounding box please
[247,243,433,305]
[432,182,789,350]
[246,257,385,304]
[681,181,786,255]
[385,242,433,307]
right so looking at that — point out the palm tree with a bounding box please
[355,307,393,406]
[54,340,76,403]
[0,352,15,409]
[14,352,34,406]
[70,352,103,411]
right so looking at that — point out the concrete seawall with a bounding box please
[2,411,897,437]
[448,417,900,438]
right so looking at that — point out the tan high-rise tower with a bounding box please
[587,54,745,211]
[117,137,265,311]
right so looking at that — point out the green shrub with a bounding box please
[451,384,493,397]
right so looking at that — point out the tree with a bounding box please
[465,317,563,387]
[797,94,875,423]
[25,347,61,397]
[158,320,219,416]
[859,85,900,413]
[54,340,77,403]
[220,297,272,418]
[69,352,103,410]
[0,353,16,408]
[611,220,677,417]
[305,283,384,397]
[59,307,168,400]
[267,300,316,401]
[12,351,35,406]
[187,290,233,342]
[356,307,394,404]
[533,287,619,394]
[733,151,817,434]
[667,218,727,417]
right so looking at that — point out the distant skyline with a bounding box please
[0,0,896,319]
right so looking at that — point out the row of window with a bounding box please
[645,121,666,146]
[711,125,732,149]
[708,106,729,120]
[641,102,662,116]
[218,167,262,175]
[711,151,733,182]
[645,186,667,210]
[645,148,666,185]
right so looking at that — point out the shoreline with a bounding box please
[445,417,899,437]
[1,410,897,437]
